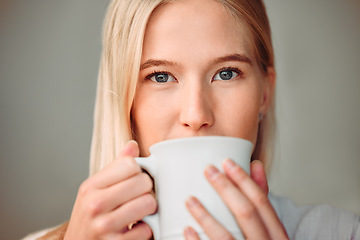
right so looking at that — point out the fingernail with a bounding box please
[186,196,199,208]
[123,140,139,157]
[123,140,135,152]
[184,226,197,237]
[205,165,220,179]
[128,140,138,146]
[224,158,236,170]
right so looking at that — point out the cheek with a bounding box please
[218,84,262,143]
[131,89,178,155]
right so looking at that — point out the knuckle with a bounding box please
[79,180,92,196]
[255,192,269,207]
[234,204,256,220]
[197,212,209,226]
[93,217,111,235]
[87,198,104,216]
[123,156,141,174]
[233,166,247,182]
[213,174,228,189]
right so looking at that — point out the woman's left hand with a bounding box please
[184,159,289,240]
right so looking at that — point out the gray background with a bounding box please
[0,0,359,239]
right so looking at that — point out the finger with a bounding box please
[185,196,234,240]
[96,193,157,233]
[223,159,288,239]
[205,165,270,239]
[250,160,269,194]
[184,226,201,240]
[118,140,140,158]
[89,173,153,214]
[88,141,141,189]
[120,222,153,240]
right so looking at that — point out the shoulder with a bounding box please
[293,204,360,240]
[22,228,54,240]
[269,193,360,240]
[22,222,68,240]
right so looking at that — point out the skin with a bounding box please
[132,0,288,239]
[65,0,287,239]
[132,0,268,156]
[65,141,156,239]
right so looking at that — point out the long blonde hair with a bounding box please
[90,0,275,175]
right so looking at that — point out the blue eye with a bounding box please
[148,72,176,83]
[213,69,239,81]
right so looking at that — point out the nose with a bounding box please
[179,82,215,131]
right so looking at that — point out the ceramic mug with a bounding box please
[136,136,253,239]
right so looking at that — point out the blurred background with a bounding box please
[0,0,359,239]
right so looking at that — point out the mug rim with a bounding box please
[149,135,253,152]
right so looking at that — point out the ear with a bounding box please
[259,67,276,116]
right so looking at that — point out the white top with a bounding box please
[269,194,360,239]
[23,194,360,240]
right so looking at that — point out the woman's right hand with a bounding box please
[64,141,156,240]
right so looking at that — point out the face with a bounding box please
[131,0,274,156]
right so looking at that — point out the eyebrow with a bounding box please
[140,53,252,71]
[211,54,252,66]
[140,59,179,70]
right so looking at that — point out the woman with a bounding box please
[25,0,360,239]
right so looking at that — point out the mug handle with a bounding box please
[142,214,160,239]
[135,157,160,239]
[135,156,156,175]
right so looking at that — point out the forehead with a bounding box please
[142,0,254,62]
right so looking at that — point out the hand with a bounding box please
[184,159,288,240]
[64,141,156,240]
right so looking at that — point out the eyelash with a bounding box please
[145,70,176,82]
[213,67,243,80]
[144,67,243,82]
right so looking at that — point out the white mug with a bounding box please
[136,136,253,240]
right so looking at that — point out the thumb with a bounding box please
[119,140,140,158]
[250,160,269,195]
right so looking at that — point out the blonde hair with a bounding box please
[217,0,276,170]
[90,0,275,175]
